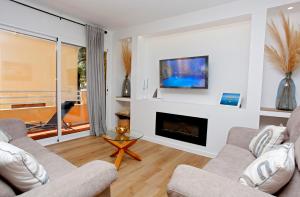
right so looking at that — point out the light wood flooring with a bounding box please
[47,136,210,197]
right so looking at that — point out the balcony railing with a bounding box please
[0,90,89,139]
[0,90,84,107]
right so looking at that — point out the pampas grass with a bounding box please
[122,40,132,77]
[265,13,300,74]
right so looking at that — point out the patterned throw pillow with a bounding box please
[0,142,49,192]
[249,125,286,157]
[239,143,295,194]
[0,129,12,143]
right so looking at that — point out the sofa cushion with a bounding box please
[239,143,295,194]
[168,165,273,197]
[286,107,300,143]
[11,137,49,157]
[0,142,49,192]
[295,137,300,170]
[0,119,27,140]
[204,144,256,180]
[0,178,16,197]
[37,152,76,179]
[277,169,300,197]
[249,125,286,157]
[11,137,75,179]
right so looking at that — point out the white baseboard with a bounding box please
[142,135,216,158]
[37,131,90,146]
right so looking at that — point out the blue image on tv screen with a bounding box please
[160,56,208,88]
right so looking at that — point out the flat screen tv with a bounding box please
[160,56,208,89]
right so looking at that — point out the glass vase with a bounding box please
[276,72,297,111]
[122,76,131,97]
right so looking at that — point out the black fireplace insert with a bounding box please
[155,112,207,146]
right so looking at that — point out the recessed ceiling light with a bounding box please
[288,6,294,10]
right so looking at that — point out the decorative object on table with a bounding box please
[115,110,130,129]
[121,39,132,97]
[220,93,242,107]
[265,13,300,111]
[115,126,128,135]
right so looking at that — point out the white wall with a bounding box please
[143,22,250,106]
[109,0,300,157]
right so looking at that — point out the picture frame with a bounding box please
[220,93,242,108]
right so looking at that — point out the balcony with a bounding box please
[0,90,90,140]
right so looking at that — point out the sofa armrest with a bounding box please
[226,127,259,149]
[0,119,27,140]
[167,165,273,197]
[19,160,117,197]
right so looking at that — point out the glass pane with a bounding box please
[0,30,57,140]
[61,43,89,135]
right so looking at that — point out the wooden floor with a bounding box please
[47,136,210,197]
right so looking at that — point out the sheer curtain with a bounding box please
[86,25,106,136]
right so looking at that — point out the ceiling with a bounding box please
[24,0,237,30]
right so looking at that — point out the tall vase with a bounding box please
[276,72,297,111]
[122,76,131,97]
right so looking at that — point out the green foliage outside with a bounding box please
[78,47,87,89]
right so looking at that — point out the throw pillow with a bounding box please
[0,130,12,143]
[0,142,49,192]
[249,125,286,157]
[295,137,300,170]
[239,143,295,194]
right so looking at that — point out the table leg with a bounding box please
[125,149,142,161]
[115,149,125,170]
[110,149,119,157]
[103,137,142,170]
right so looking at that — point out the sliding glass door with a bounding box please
[0,28,90,141]
[60,43,89,136]
[0,29,58,140]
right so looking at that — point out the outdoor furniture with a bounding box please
[26,101,76,131]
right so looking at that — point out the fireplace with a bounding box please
[155,112,207,146]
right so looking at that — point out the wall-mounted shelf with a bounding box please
[260,107,291,118]
[115,97,131,102]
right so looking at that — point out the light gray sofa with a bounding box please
[168,107,300,197]
[0,119,118,197]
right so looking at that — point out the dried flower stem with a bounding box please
[122,40,132,77]
[265,13,300,74]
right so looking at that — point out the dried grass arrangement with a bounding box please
[121,40,132,77]
[265,13,300,74]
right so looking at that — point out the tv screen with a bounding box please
[160,56,208,89]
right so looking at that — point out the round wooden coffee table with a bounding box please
[103,131,143,170]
